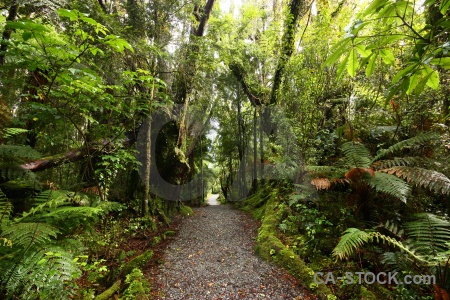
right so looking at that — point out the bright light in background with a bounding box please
[220,0,242,17]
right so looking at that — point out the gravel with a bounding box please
[153,204,306,299]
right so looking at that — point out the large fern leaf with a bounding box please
[0,188,12,225]
[333,228,372,260]
[381,166,450,195]
[1,222,59,249]
[341,142,372,168]
[366,172,410,203]
[372,156,434,170]
[333,227,423,261]
[406,213,450,256]
[372,132,439,162]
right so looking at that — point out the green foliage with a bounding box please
[121,268,151,300]
[334,213,450,264]
[366,172,410,203]
[382,166,450,195]
[372,132,439,161]
[0,188,122,299]
[325,0,450,101]
[342,141,372,168]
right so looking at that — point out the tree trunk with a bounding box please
[142,117,151,216]
[251,106,258,193]
[0,5,19,66]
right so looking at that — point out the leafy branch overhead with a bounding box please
[325,0,450,101]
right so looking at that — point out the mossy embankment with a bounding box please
[239,186,331,299]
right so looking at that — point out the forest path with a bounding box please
[152,204,305,299]
[207,194,220,205]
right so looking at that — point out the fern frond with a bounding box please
[372,157,432,170]
[333,228,372,260]
[333,227,424,261]
[3,247,79,299]
[3,128,28,139]
[373,132,439,162]
[1,222,59,249]
[366,172,410,203]
[381,166,450,195]
[0,188,13,224]
[0,145,41,161]
[342,142,372,168]
[406,213,450,255]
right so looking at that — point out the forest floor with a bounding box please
[147,197,313,299]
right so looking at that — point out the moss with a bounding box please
[95,280,121,300]
[255,190,331,298]
[180,205,193,217]
[163,230,176,237]
[120,250,153,277]
[359,286,378,300]
[121,268,151,300]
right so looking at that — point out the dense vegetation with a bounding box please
[0,0,449,299]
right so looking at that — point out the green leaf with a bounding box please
[414,70,433,95]
[406,73,418,95]
[57,9,79,21]
[360,0,386,17]
[392,64,417,84]
[365,53,377,77]
[430,57,450,69]
[355,44,372,57]
[347,48,358,77]
[424,66,439,89]
[325,38,351,66]
[337,51,350,79]
[379,49,395,65]
[440,0,450,14]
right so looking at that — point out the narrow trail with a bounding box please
[152,196,306,299]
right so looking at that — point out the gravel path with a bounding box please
[153,203,306,299]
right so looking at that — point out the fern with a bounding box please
[372,156,433,170]
[0,145,41,183]
[3,128,28,139]
[365,172,410,203]
[406,213,450,257]
[333,228,372,260]
[334,213,450,267]
[381,166,450,195]
[0,188,12,224]
[333,227,423,262]
[1,222,59,249]
[342,141,372,168]
[372,132,439,162]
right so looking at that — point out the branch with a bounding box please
[194,0,216,37]
[269,0,305,105]
[229,63,263,107]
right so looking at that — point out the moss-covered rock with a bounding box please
[120,250,153,277]
[95,280,121,300]
[255,189,331,298]
[180,205,193,217]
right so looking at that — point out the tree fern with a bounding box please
[405,213,450,257]
[365,172,410,203]
[372,132,439,162]
[333,227,423,262]
[341,141,372,168]
[381,166,450,195]
[372,156,433,170]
